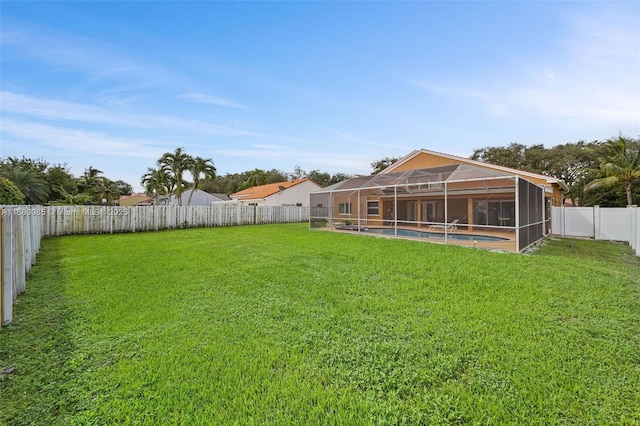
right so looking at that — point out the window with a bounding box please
[367,201,379,215]
[338,203,351,215]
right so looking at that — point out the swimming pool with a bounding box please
[359,227,511,242]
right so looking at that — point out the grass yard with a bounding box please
[1,223,639,425]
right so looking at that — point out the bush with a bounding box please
[0,177,26,204]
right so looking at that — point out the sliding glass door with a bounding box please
[473,200,515,227]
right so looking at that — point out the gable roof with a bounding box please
[311,163,515,194]
[382,148,569,191]
[231,178,316,200]
[211,193,231,201]
[118,193,153,202]
[169,189,230,204]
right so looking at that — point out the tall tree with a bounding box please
[304,170,351,187]
[471,143,528,170]
[307,170,331,187]
[158,147,194,206]
[114,180,133,196]
[0,168,50,204]
[187,156,216,205]
[141,167,168,205]
[46,164,77,202]
[371,157,399,174]
[290,165,306,180]
[238,169,269,191]
[77,166,104,194]
[328,172,351,186]
[0,156,75,204]
[94,178,122,205]
[585,136,640,206]
[471,140,609,206]
[265,168,288,184]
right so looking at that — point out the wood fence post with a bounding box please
[0,208,3,326]
[2,212,14,326]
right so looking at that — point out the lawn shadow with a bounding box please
[0,238,80,425]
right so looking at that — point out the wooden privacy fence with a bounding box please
[0,204,309,327]
[1,207,43,326]
[42,205,309,236]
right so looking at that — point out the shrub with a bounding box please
[0,177,26,204]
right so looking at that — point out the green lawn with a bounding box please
[1,223,639,425]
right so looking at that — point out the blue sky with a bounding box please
[1,1,639,191]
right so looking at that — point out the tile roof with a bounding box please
[118,193,153,201]
[231,178,311,200]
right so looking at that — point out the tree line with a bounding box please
[140,148,352,205]
[0,157,132,205]
[2,134,637,207]
[471,135,640,207]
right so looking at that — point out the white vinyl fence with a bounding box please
[0,204,309,327]
[551,205,640,256]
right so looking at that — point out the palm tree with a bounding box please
[0,169,50,204]
[158,148,194,206]
[187,156,216,205]
[238,169,268,191]
[141,167,168,205]
[94,177,122,205]
[585,136,640,206]
[77,166,104,194]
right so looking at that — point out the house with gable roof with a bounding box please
[310,148,568,252]
[230,178,321,207]
[166,189,230,206]
[118,193,154,206]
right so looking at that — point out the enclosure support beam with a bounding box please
[444,182,448,244]
[357,189,361,230]
[394,187,398,237]
[0,208,3,326]
[467,197,474,232]
[328,192,333,227]
[542,185,547,235]
[515,176,520,251]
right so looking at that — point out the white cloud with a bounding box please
[410,5,640,130]
[1,91,145,127]
[0,119,162,159]
[180,92,248,109]
[0,91,259,137]
[1,22,181,88]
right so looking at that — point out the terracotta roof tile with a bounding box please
[118,193,153,201]
[231,178,310,200]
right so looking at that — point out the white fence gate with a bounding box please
[551,206,640,256]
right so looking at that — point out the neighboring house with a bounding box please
[118,193,154,206]
[166,189,231,206]
[310,148,568,252]
[230,178,321,207]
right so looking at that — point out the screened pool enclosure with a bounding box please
[310,164,550,252]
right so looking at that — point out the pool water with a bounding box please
[360,227,510,242]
